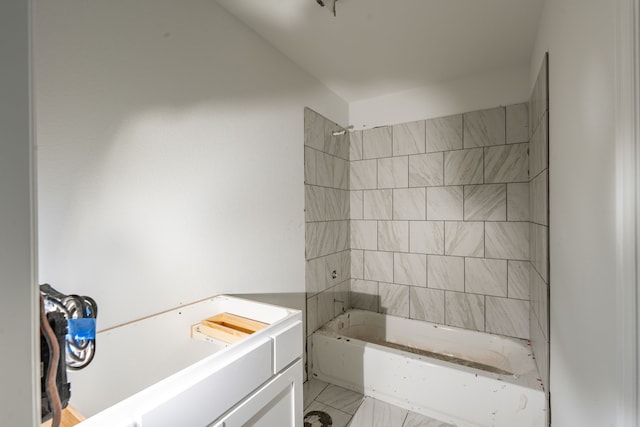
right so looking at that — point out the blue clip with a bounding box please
[67,318,96,341]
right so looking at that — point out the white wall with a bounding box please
[0,0,38,425]
[530,0,617,425]
[349,65,530,129]
[34,0,348,330]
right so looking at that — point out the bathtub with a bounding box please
[311,309,545,427]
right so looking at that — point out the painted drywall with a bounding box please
[34,0,348,330]
[0,0,38,425]
[349,65,530,130]
[530,0,617,425]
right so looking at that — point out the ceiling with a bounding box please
[216,0,545,103]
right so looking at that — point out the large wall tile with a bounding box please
[464,184,506,221]
[465,258,507,297]
[507,260,530,300]
[350,279,378,312]
[304,108,325,151]
[444,148,484,185]
[409,221,444,255]
[444,221,484,257]
[350,159,377,190]
[378,156,409,188]
[393,120,425,156]
[408,152,444,187]
[306,294,319,334]
[427,186,463,220]
[484,143,529,183]
[427,255,464,291]
[393,188,426,220]
[409,287,445,324]
[316,151,334,187]
[486,297,529,339]
[351,190,363,220]
[325,120,350,160]
[363,189,393,220]
[530,223,549,283]
[325,188,345,221]
[333,157,349,190]
[350,130,363,161]
[530,112,548,178]
[350,220,377,250]
[445,291,485,331]
[485,222,529,260]
[317,287,335,326]
[378,220,409,252]
[426,114,463,152]
[363,126,392,159]
[305,147,317,185]
[531,170,548,225]
[351,250,364,280]
[364,250,394,282]
[506,103,529,144]
[379,282,410,317]
[305,185,325,222]
[333,280,351,315]
[463,107,506,148]
[394,252,427,286]
[507,182,530,221]
[326,251,350,286]
[306,256,325,294]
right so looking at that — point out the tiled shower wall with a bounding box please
[348,104,532,339]
[529,54,550,398]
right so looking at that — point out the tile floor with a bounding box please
[303,378,456,427]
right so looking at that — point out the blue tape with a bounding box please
[67,318,96,340]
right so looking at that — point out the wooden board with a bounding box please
[41,405,85,427]
[192,312,268,344]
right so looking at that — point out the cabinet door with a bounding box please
[211,360,302,427]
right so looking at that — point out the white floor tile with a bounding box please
[403,411,457,427]
[348,397,408,427]
[303,378,329,410]
[316,384,364,415]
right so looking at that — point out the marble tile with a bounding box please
[325,120,350,161]
[303,378,328,410]
[333,156,350,190]
[393,120,426,156]
[403,411,456,427]
[316,151,334,187]
[306,185,325,222]
[334,220,350,253]
[508,260,530,300]
[530,111,548,179]
[306,295,319,334]
[348,397,408,427]
[506,103,529,144]
[485,222,529,260]
[530,264,547,332]
[304,108,325,151]
[305,222,323,259]
[378,156,409,189]
[484,143,529,183]
[530,313,549,393]
[409,152,444,187]
[531,170,548,225]
[465,258,507,297]
[350,279,378,311]
[409,287,445,324]
[363,189,393,220]
[530,223,549,283]
[326,251,350,286]
[410,221,445,255]
[378,220,409,252]
[306,256,326,294]
[425,114,463,153]
[364,250,394,283]
[444,291,485,331]
[351,250,364,280]
[394,252,427,286]
[427,186,463,220]
[304,401,352,427]
[316,384,364,415]
[350,130,363,161]
[444,221,484,257]
[464,107,506,148]
[326,188,347,221]
[350,220,377,251]
[464,184,506,221]
[486,296,529,339]
[351,190,363,220]
[363,126,393,159]
[427,255,464,292]
[444,148,484,185]
[379,282,410,317]
[351,159,377,190]
[317,287,335,326]
[334,280,351,315]
[394,188,426,220]
[507,182,530,221]
[305,147,317,185]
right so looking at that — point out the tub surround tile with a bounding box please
[363,189,393,220]
[348,397,408,427]
[325,188,348,221]
[409,287,445,324]
[463,107,506,148]
[394,188,426,220]
[484,143,529,183]
[364,250,394,283]
[427,186,463,220]
[351,190,363,220]
[425,114,463,153]
[378,221,409,252]
[304,108,325,151]
[316,151,334,188]
[304,401,352,427]
[394,252,427,286]
[485,222,529,260]
[445,291,485,331]
[306,295,319,335]
[306,257,326,294]
[409,152,444,187]
[317,287,335,326]
[350,130,363,161]
[316,384,364,415]
[379,283,410,317]
[351,159,377,190]
[350,279,379,311]
[465,258,507,297]
[363,127,393,159]
[393,120,426,156]
[508,260,530,300]
[351,250,364,280]
[530,111,548,178]
[333,281,350,315]
[531,170,548,225]
[305,185,326,222]
[403,411,456,427]
[326,251,350,286]
[444,221,484,257]
[350,220,378,251]
[530,266,549,335]
[486,297,529,339]
[444,148,484,185]
[506,103,529,144]
[410,221,445,255]
[427,255,464,292]
[305,147,317,185]
[463,184,506,221]
[378,156,409,188]
[507,182,530,221]
[325,121,350,161]
[530,314,549,392]
[333,157,349,190]
[531,223,549,283]
[303,378,328,410]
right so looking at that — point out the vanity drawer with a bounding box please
[271,320,302,374]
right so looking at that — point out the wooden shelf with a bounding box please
[192,312,268,344]
[41,405,85,427]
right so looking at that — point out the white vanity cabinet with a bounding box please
[73,296,303,427]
